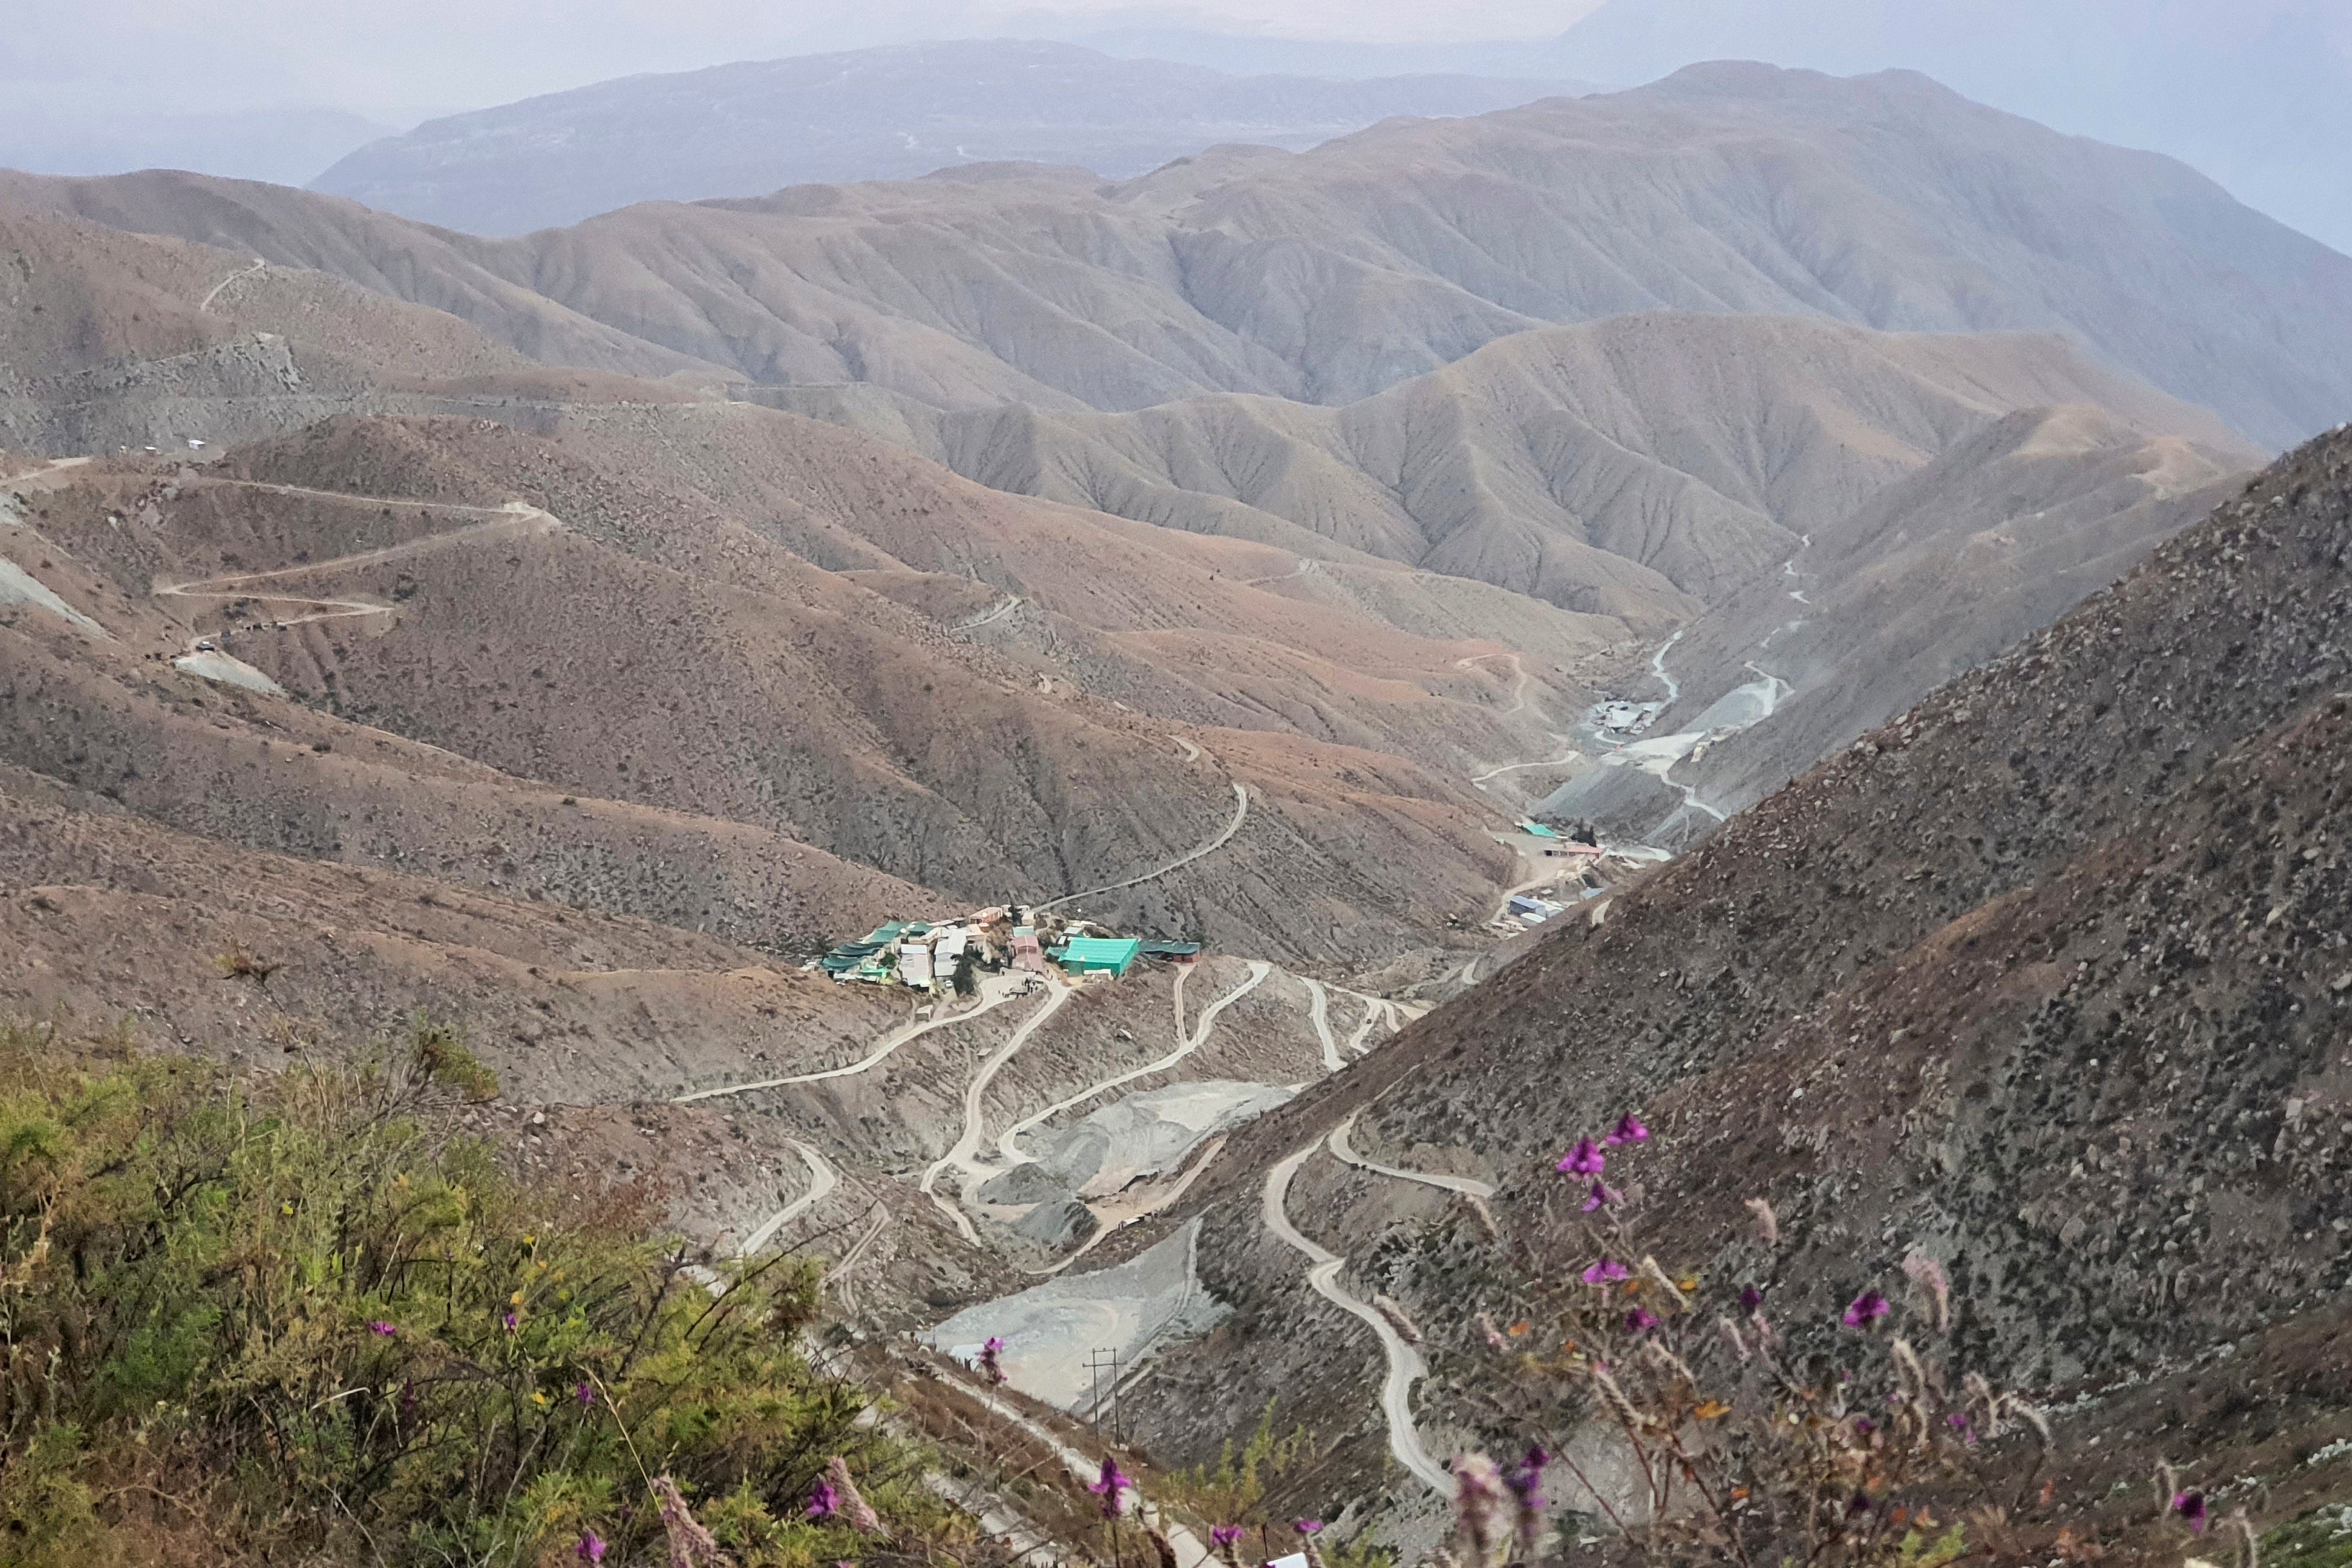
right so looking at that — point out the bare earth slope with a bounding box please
[9,63,2349,444]
[1096,429,2352,1512]
[1,412,1536,964]
[834,313,2256,618]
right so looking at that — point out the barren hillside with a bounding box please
[852,313,2255,615]
[1073,428,2352,1526]
[9,63,2349,444]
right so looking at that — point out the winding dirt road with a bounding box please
[1305,978,1342,1073]
[153,501,558,641]
[934,1365,1211,1568]
[198,259,266,312]
[738,1141,838,1256]
[1326,1111,1494,1198]
[673,970,1032,1104]
[920,978,1076,1244]
[956,595,1022,632]
[1261,1143,1448,1492]
[1035,780,1248,914]
[994,961,1271,1165]
[1455,649,1531,718]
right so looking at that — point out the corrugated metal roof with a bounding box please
[1060,936,1143,965]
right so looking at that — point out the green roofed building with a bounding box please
[1056,936,1143,977]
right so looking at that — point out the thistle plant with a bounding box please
[1441,1112,2060,1568]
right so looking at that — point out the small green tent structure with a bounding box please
[1057,936,1143,977]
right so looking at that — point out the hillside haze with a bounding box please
[310,40,1595,235]
[19,64,2341,451]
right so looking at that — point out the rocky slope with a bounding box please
[310,40,1593,235]
[1540,398,2256,842]
[1092,427,2352,1521]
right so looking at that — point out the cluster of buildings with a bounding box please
[816,907,1201,993]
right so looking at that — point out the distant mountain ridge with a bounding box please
[15,65,2347,451]
[309,40,1595,235]
[1057,0,2352,255]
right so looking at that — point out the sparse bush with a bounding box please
[211,935,279,982]
[0,1014,934,1566]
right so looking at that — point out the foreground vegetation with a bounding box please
[0,1014,926,1567]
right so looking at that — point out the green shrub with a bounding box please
[0,1015,925,1566]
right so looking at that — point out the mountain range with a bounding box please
[3,57,2350,1551]
[13,65,2344,454]
[308,40,1595,236]
[1060,0,2352,256]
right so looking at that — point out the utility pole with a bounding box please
[1084,1346,1122,1443]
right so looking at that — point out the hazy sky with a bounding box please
[4,0,2347,251]
[1,0,1603,117]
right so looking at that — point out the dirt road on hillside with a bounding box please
[1261,1142,1448,1492]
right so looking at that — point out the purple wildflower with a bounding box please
[1841,1290,1891,1329]
[1622,1307,1660,1335]
[1603,1114,1650,1147]
[1091,1456,1132,1519]
[576,1381,595,1408]
[979,1335,1008,1386]
[501,1310,518,1333]
[1451,1452,1507,1567]
[1505,1447,1549,1551]
[1852,1416,1875,1437]
[1580,1256,1630,1285]
[367,1320,397,1336]
[577,1530,608,1565]
[1556,1137,1606,1176]
[1739,1284,1765,1312]
[1294,1520,1324,1535]
[807,1477,840,1521]
[1211,1527,1243,1549]
[1580,1180,1621,1213]
[2172,1490,2209,1533]
[1946,1412,1978,1446]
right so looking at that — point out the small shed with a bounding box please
[1139,940,1203,964]
[1057,936,1143,978]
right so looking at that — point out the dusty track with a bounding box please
[1305,978,1343,1073]
[674,971,1031,1103]
[1035,780,1248,913]
[934,1365,1210,1568]
[153,500,559,641]
[920,979,1076,1244]
[197,259,266,312]
[955,595,1022,631]
[995,961,1272,1164]
[1261,1142,1448,1491]
[738,1141,838,1256]
[1326,1111,1494,1198]
[1455,649,1531,718]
